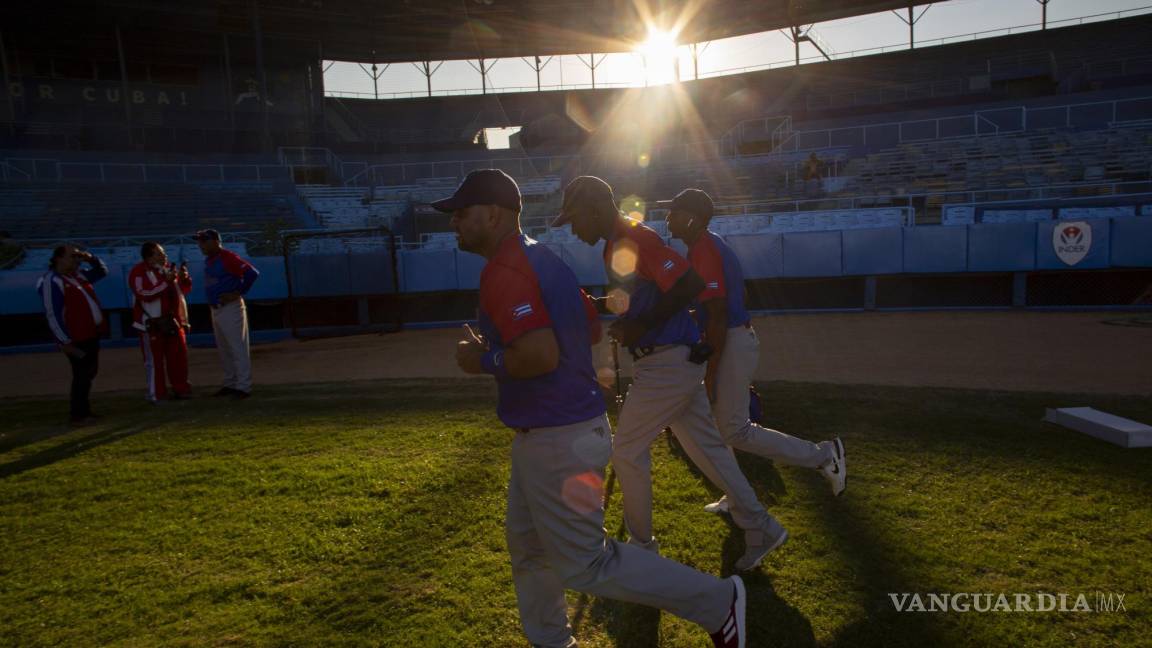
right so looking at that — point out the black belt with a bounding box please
[629,344,681,362]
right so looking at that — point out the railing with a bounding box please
[704,179,1152,225]
[699,6,1152,80]
[2,157,291,184]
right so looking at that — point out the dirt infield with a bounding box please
[1,311,1149,400]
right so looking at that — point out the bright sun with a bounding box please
[636,28,680,84]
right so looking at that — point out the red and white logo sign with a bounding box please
[1053,221,1092,266]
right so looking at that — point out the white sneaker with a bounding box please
[820,437,846,496]
[703,495,730,515]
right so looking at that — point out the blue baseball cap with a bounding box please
[430,169,522,213]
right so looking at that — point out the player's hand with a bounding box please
[60,343,86,359]
[704,368,718,404]
[607,319,645,347]
[456,339,486,374]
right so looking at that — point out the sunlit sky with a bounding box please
[324,0,1152,99]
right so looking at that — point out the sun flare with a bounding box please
[635,28,680,85]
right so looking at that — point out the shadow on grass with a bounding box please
[0,420,159,479]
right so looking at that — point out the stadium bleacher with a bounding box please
[0,182,307,240]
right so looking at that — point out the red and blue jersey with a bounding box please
[603,219,700,350]
[203,248,259,306]
[478,234,605,429]
[688,230,751,329]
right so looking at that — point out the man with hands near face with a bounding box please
[555,175,787,573]
[442,169,749,648]
[129,242,193,403]
[664,189,846,516]
[37,244,108,426]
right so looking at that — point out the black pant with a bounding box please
[66,338,100,420]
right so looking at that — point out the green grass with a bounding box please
[1,380,1150,647]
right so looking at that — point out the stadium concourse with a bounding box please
[2,311,1150,399]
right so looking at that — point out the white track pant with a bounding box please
[612,345,778,544]
[506,414,732,647]
[714,326,832,468]
[210,298,252,393]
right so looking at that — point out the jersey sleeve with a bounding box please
[220,250,253,278]
[690,237,727,302]
[635,231,690,292]
[481,264,553,343]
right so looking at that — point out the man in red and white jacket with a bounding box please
[37,245,108,426]
[129,242,193,402]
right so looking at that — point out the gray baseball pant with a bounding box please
[715,325,832,468]
[611,345,778,544]
[506,413,732,647]
[210,298,252,393]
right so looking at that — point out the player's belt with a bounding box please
[629,344,680,362]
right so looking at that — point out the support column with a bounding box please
[1037,0,1051,30]
[468,58,497,94]
[0,29,14,134]
[521,55,553,92]
[576,53,602,89]
[1012,272,1028,307]
[412,61,443,97]
[115,23,133,146]
[317,42,327,138]
[223,33,235,130]
[358,56,388,100]
[892,4,932,51]
[251,0,271,150]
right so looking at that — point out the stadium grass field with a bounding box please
[1,378,1149,647]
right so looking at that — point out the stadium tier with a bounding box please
[2,7,1152,345]
[0,181,309,241]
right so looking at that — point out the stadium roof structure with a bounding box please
[19,0,946,63]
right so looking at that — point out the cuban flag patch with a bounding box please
[512,303,534,320]
[662,259,675,272]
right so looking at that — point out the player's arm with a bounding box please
[497,328,560,378]
[132,268,169,301]
[581,289,603,345]
[458,327,560,378]
[609,269,705,345]
[458,268,558,378]
[80,253,108,283]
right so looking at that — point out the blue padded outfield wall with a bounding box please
[2,217,1151,316]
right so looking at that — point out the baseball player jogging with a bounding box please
[664,189,846,515]
[438,169,748,648]
[554,175,787,572]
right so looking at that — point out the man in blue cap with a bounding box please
[438,169,748,648]
[554,176,789,573]
[195,228,259,400]
[664,188,846,515]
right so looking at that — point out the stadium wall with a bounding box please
[2,217,1150,346]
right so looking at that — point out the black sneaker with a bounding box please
[214,387,237,397]
[231,390,250,400]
